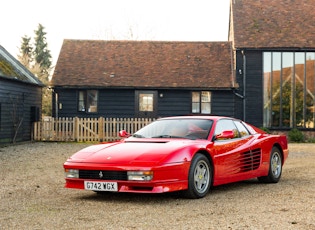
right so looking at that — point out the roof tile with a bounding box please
[52,40,235,89]
[231,0,315,48]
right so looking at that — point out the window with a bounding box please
[214,119,237,138]
[192,91,211,114]
[78,90,98,113]
[263,52,315,128]
[233,121,250,137]
[135,91,157,118]
[214,119,250,139]
[139,93,153,111]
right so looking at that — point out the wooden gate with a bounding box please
[75,118,100,142]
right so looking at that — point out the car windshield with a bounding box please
[133,119,213,140]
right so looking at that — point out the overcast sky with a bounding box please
[1,0,230,65]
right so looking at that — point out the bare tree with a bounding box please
[91,19,155,40]
[9,93,25,143]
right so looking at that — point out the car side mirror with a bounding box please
[119,130,131,138]
[215,130,235,140]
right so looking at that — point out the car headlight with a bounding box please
[127,171,153,181]
[65,169,79,178]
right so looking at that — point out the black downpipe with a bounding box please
[241,50,246,122]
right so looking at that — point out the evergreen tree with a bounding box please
[17,23,53,117]
[33,24,52,116]
[33,23,52,83]
[17,35,33,69]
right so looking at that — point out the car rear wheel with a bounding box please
[258,146,282,183]
[183,153,212,199]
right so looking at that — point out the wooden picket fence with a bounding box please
[32,117,155,142]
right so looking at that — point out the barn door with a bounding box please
[135,90,157,118]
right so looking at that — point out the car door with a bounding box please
[212,119,256,186]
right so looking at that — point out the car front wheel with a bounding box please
[258,146,282,183]
[183,153,212,199]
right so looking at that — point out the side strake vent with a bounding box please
[224,148,262,175]
[241,148,261,172]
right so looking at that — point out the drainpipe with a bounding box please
[241,50,246,122]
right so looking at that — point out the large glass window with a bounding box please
[192,91,211,114]
[78,90,98,113]
[263,52,315,128]
[306,53,315,128]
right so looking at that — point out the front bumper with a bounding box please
[65,178,187,193]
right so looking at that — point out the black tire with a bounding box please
[258,146,282,183]
[183,153,212,199]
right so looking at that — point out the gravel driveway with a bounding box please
[0,142,314,229]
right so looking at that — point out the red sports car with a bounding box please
[64,116,288,199]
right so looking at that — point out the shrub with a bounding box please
[259,127,271,134]
[288,128,304,143]
[306,138,315,143]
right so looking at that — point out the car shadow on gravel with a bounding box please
[75,191,181,204]
[72,178,264,203]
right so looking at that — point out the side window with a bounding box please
[214,119,238,138]
[192,91,211,114]
[233,120,250,137]
[78,90,98,113]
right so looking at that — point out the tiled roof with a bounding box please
[231,0,315,48]
[51,40,235,89]
[0,46,44,86]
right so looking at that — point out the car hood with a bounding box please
[67,139,201,165]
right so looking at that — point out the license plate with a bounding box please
[84,181,118,191]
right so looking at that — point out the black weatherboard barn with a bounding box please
[0,46,43,144]
[51,0,315,132]
[51,41,236,119]
[231,0,315,130]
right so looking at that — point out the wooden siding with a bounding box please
[101,89,135,117]
[53,89,77,117]
[235,50,263,127]
[245,51,263,126]
[157,90,191,116]
[211,91,235,117]
[53,88,236,119]
[54,89,135,118]
[0,78,42,144]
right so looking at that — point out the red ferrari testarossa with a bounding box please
[64,116,288,198]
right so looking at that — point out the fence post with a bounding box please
[74,117,79,141]
[33,122,39,141]
[99,117,104,142]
